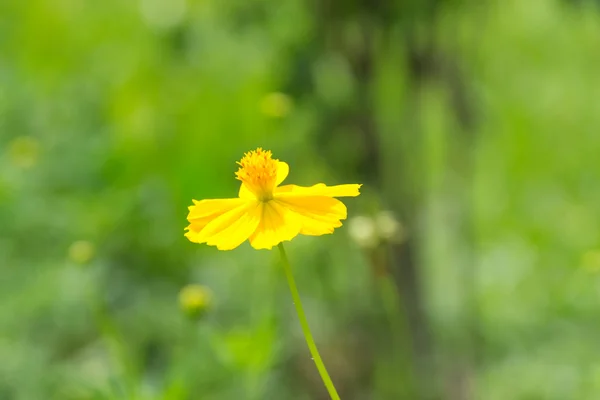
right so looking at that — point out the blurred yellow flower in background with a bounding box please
[179,284,212,319]
[8,136,40,169]
[185,148,361,250]
[68,240,95,264]
[260,92,293,118]
[581,249,600,273]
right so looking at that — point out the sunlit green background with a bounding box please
[2,0,600,399]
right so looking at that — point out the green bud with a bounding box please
[179,284,212,319]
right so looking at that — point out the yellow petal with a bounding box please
[206,203,263,250]
[274,183,361,198]
[275,161,289,185]
[238,183,255,199]
[238,161,289,199]
[276,195,347,236]
[186,198,248,236]
[192,200,262,250]
[185,198,256,249]
[249,200,302,249]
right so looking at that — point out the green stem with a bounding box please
[277,243,341,400]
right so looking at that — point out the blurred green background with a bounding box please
[2,0,600,399]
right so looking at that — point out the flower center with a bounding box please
[235,148,278,201]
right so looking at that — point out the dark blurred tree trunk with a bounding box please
[285,0,480,398]
[401,17,481,400]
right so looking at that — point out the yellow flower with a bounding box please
[582,249,600,273]
[260,92,293,118]
[185,148,361,250]
[8,136,40,169]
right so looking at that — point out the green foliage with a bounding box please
[1,0,600,399]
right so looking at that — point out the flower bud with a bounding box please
[179,284,212,319]
[68,240,95,265]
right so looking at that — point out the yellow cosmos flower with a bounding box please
[185,148,361,250]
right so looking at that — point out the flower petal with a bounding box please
[274,183,361,198]
[192,200,262,250]
[276,195,347,236]
[276,161,289,185]
[206,204,263,250]
[249,200,302,249]
[238,161,289,199]
[185,198,260,250]
[186,198,248,235]
[238,183,255,199]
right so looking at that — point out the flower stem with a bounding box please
[277,243,341,400]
